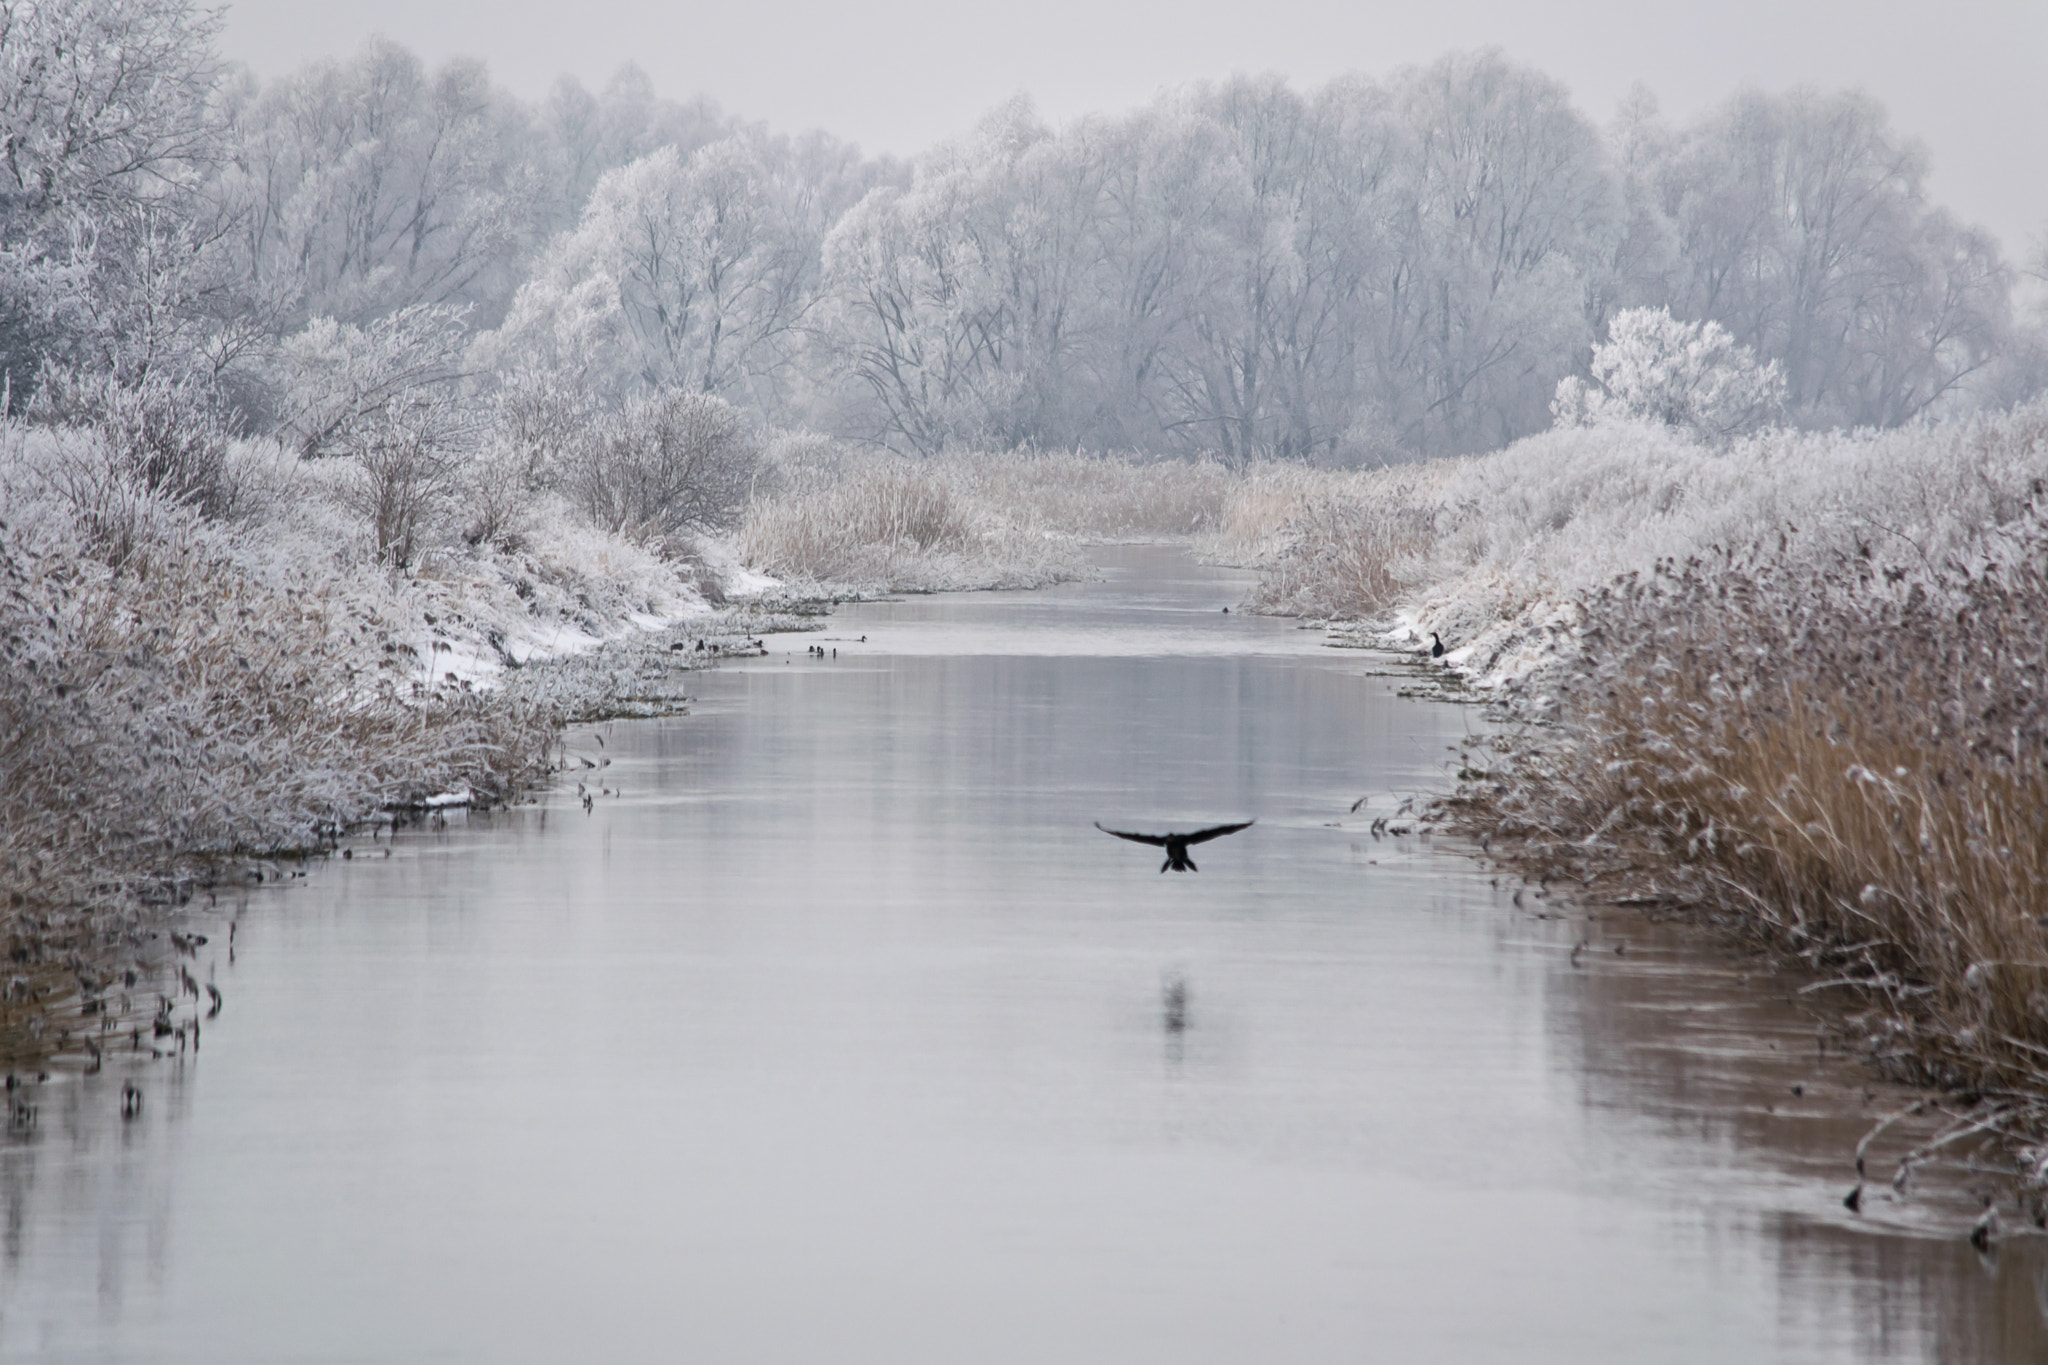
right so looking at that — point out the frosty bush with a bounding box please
[560,390,759,550]
[456,439,541,551]
[1553,307,1784,442]
[494,375,593,489]
[25,368,237,518]
[346,414,462,567]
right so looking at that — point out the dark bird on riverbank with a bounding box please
[1430,632,1446,658]
[1096,820,1254,872]
[1970,1196,2001,1252]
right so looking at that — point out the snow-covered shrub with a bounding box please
[495,374,595,489]
[26,367,238,517]
[344,413,464,567]
[559,390,759,551]
[457,438,542,552]
[1552,307,1784,442]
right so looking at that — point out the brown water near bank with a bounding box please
[0,545,2040,1362]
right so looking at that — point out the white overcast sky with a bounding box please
[218,0,2046,259]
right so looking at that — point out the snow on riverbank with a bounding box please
[1233,406,2048,688]
[0,421,786,971]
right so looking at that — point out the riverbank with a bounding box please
[1229,402,2048,1202]
[0,421,799,1068]
[0,434,1226,1069]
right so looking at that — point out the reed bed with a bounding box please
[739,449,1232,592]
[960,451,1235,539]
[1202,404,2048,1183]
[1230,486,1436,617]
[1442,524,2048,1187]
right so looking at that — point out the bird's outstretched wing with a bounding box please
[1182,820,1255,845]
[1095,822,1169,847]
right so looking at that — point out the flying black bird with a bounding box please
[1096,820,1254,872]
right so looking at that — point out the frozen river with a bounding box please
[3,545,2043,1362]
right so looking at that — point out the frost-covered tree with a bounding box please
[1141,77,1399,466]
[484,137,819,411]
[8,21,2033,468]
[1074,105,1241,453]
[536,66,733,230]
[0,0,234,401]
[1651,88,2007,427]
[1552,306,1784,440]
[274,303,472,458]
[0,0,222,217]
[1381,52,1623,456]
[819,100,1065,454]
[228,39,542,329]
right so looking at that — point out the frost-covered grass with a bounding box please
[1198,463,1441,617]
[1238,409,2048,679]
[739,447,1234,593]
[0,420,751,1064]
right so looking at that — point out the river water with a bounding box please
[2,546,2043,1362]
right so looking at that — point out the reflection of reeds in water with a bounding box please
[1534,909,2048,1351]
[0,918,230,1075]
[1449,518,2048,1180]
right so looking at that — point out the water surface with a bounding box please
[3,546,2042,1362]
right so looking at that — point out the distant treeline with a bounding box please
[1,0,2036,463]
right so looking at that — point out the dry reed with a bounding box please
[740,449,1230,592]
[1444,516,2048,1178]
